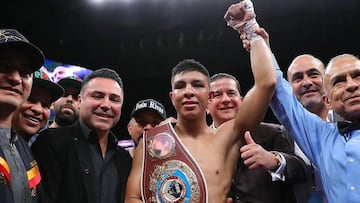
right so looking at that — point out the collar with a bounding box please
[78,120,118,145]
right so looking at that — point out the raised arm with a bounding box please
[224,0,277,140]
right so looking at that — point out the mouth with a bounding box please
[182,101,198,108]
[344,95,360,102]
[94,112,113,119]
[23,114,41,124]
[1,86,22,95]
[301,90,319,97]
[62,106,74,112]
[218,103,235,110]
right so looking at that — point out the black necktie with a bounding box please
[337,121,360,135]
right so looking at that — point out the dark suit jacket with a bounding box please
[230,122,308,203]
[31,121,132,203]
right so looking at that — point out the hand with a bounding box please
[224,0,256,30]
[227,197,233,203]
[158,116,177,126]
[240,27,270,52]
[240,131,278,170]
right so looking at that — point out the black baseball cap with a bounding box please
[33,70,64,102]
[57,75,83,90]
[131,99,167,120]
[0,29,45,72]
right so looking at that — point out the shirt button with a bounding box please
[349,158,354,163]
[350,186,356,191]
[84,168,90,175]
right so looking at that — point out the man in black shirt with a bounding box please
[32,68,132,203]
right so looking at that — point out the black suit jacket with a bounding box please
[31,121,132,203]
[230,122,308,203]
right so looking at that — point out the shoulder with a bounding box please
[251,122,287,141]
[252,122,282,134]
[33,125,80,152]
[258,122,282,130]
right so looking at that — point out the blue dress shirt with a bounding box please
[270,58,360,203]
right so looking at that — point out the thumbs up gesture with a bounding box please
[240,131,280,170]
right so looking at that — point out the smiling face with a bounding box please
[169,71,209,120]
[0,49,33,114]
[208,77,242,127]
[12,86,51,139]
[79,77,123,132]
[287,55,325,113]
[324,55,360,121]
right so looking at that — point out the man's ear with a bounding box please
[322,94,331,110]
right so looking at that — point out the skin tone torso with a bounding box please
[126,40,277,202]
[128,71,243,202]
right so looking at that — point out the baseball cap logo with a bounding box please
[131,99,167,119]
[135,102,148,111]
[0,30,24,42]
[149,101,164,114]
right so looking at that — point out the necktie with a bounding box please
[337,121,360,135]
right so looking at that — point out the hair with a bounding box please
[210,73,242,95]
[81,68,123,93]
[325,54,360,73]
[171,59,210,85]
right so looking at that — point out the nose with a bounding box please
[6,70,22,85]
[143,123,153,131]
[64,94,74,102]
[301,76,314,88]
[220,93,231,103]
[31,102,44,115]
[99,97,111,111]
[345,76,359,92]
[184,84,195,98]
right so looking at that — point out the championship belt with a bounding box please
[142,122,208,203]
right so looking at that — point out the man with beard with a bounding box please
[49,75,82,128]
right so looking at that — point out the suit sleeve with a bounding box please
[277,126,309,183]
[31,129,63,202]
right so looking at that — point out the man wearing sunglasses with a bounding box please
[49,75,82,128]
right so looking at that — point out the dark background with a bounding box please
[2,0,360,140]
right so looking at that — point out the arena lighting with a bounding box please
[89,0,104,4]
[88,0,200,5]
[89,0,134,4]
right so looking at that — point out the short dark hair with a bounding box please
[81,68,123,92]
[171,59,210,85]
[210,73,242,95]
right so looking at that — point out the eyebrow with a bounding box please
[330,69,360,85]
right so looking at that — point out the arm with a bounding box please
[240,25,333,168]
[223,0,277,142]
[31,130,62,202]
[125,141,144,203]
